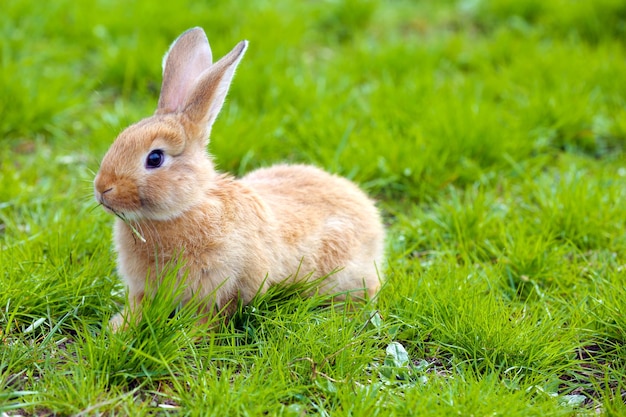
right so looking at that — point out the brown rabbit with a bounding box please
[94,27,385,331]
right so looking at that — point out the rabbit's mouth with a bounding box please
[99,202,143,223]
[95,185,143,220]
[98,203,148,243]
[95,193,120,215]
[97,200,125,218]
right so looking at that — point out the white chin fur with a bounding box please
[118,208,182,222]
[117,211,143,222]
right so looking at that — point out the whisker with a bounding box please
[141,219,157,262]
[88,202,104,214]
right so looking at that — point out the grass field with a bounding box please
[2,0,626,415]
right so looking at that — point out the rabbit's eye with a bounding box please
[146,150,164,169]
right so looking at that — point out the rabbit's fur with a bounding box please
[94,28,385,331]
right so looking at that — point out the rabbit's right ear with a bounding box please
[157,27,213,113]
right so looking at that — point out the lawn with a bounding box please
[2,0,626,415]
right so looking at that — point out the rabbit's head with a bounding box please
[94,28,247,221]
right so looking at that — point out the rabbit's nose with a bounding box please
[94,171,113,194]
[98,187,113,202]
[95,186,113,205]
[94,171,113,200]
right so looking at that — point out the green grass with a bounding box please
[2,0,626,414]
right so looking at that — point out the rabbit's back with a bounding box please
[242,164,385,296]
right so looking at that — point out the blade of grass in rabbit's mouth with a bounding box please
[107,205,147,243]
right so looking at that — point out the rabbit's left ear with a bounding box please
[180,40,247,136]
[157,27,213,113]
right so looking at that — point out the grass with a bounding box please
[1,0,626,414]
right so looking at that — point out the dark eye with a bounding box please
[146,150,164,169]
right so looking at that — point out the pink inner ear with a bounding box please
[158,29,213,113]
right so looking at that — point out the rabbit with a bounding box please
[94,27,386,331]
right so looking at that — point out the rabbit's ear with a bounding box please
[157,27,213,113]
[181,40,247,139]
